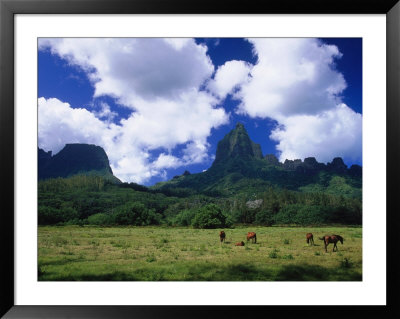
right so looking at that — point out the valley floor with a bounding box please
[38,225,362,281]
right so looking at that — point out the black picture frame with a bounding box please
[1,0,399,318]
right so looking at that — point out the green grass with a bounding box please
[38,225,362,281]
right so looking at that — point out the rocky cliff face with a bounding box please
[38,144,120,183]
[265,154,360,177]
[211,123,361,177]
[152,123,362,197]
[265,154,280,165]
[213,123,263,165]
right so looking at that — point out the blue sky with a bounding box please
[38,38,362,185]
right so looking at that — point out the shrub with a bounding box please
[273,205,300,225]
[87,213,113,225]
[294,205,329,225]
[255,209,275,226]
[64,218,86,226]
[274,204,330,225]
[146,255,157,263]
[38,205,79,225]
[113,203,161,226]
[191,204,229,229]
[171,209,196,226]
[268,249,279,259]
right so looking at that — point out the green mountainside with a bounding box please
[38,124,362,227]
[38,144,121,183]
[152,123,362,200]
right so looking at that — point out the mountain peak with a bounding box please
[213,123,263,164]
[38,143,120,183]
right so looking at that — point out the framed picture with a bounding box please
[1,0,399,317]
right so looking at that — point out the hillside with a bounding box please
[152,123,362,199]
[37,124,362,227]
[38,144,121,183]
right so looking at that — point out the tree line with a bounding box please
[38,175,362,227]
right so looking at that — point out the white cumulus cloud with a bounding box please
[38,97,110,154]
[38,38,362,182]
[39,38,214,106]
[207,60,252,99]
[236,38,347,120]
[233,38,361,163]
[39,97,226,184]
[38,38,229,184]
[270,104,362,163]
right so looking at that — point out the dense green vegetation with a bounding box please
[38,225,362,281]
[38,174,361,227]
[37,124,362,282]
[38,124,362,227]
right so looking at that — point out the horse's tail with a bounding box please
[254,234,257,243]
[306,238,309,244]
[319,237,325,240]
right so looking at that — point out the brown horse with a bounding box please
[235,241,245,246]
[247,232,257,243]
[319,235,344,252]
[219,231,226,243]
[306,233,314,246]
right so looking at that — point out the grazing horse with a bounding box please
[219,231,226,243]
[306,233,314,246]
[319,235,344,252]
[247,232,257,244]
[235,241,245,246]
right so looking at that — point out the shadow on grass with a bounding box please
[183,263,271,281]
[39,263,362,282]
[38,269,145,281]
[38,256,85,267]
[275,264,361,281]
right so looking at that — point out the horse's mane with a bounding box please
[334,235,344,244]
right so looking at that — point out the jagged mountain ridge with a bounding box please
[264,154,361,177]
[38,143,121,183]
[37,124,362,198]
[152,123,362,197]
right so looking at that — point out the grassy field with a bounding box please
[38,225,362,281]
